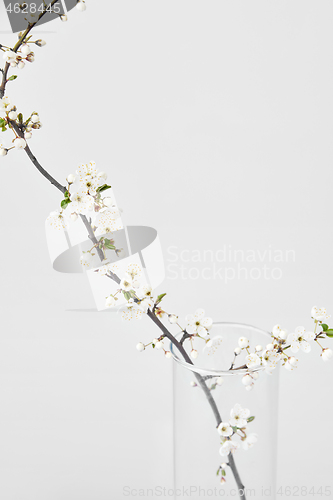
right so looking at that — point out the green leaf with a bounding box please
[123,291,131,301]
[325,330,333,338]
[104,237,116,250]
[0,118,6,127]
[64,190,70,199]
[247,416,255,423]
[60,199,71,210]
[231,426,238,433]
[8,75,17,81]
[96,184,111,193]
[1,126,6,132]
[17,113,23,123]
[221,469,226,477]
[155,293,167,305]
[216,469,220,476]
[322,324,329,332]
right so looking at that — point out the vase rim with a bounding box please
[169,321,271,377]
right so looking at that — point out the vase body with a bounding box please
[171,323,279,500]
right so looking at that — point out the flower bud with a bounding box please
[17,61,25,69]
[191,349,198,359]
[8,110,17,120]
[26,53,35,63]
[242,374,253,386]
[21,44,31,56]
[0,148,8,156]
[216,377,224,385]
[30,114,39,124]
[165,351,172,359]
[255,345,263,352]
[234,347,241,355]
[70,213,78,222]
[24,132,32,140]
[155,341,163,350]
[136,342,145,352]
[67,174,76,184]
[103,197,113,207]
[168,314,178,324]
[321,348,333,361]
[13,137,26,149]
[35,39,46,47]
[60,15,68,21]
[266,343,274,351]
[76,1,86,11]
[238,337,249,349]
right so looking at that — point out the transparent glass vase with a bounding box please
[170,323,279,500]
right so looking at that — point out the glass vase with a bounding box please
[171,322,279,500]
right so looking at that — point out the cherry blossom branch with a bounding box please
[0,0,61,99]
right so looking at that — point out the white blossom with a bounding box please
[242,433,258,451]
[245,353,261,369]
[120,274,134,292]
[76,161,97,179]
[311,306,330,323]
[219,440,239,457]
[46,210,67,230]
[255,345,263,352]
[229,404,250,428]
[272,325,288,341]
[185,308,212,337]
[95,208,121,236]
[105,295,116,308]
[262,349,281,374]
[121,299,143,321]
[217,422,233,438]
[203,335,223,355]
[80,252,93,268]
[125,263,142,281]
[284,356,298,371]
[70,191,94,215]
[287,327,315,354]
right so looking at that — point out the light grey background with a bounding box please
[0,1,332,499]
